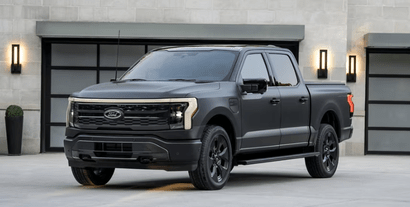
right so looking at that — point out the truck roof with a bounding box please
[151,45,284,52]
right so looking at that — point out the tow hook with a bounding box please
[138,156,155,164]
[79,154,94,162]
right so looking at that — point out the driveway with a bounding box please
[0,153,409,207]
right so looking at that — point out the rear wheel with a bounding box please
[305,124,339,178]
[71,167,115,186]
[189,126,232,190]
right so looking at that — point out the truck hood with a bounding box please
[73,81,220,99]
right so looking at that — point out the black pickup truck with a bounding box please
[65,45,354,190]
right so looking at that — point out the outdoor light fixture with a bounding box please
[11,44,21,74]
[317,49,328,79]
[347,55,356,82]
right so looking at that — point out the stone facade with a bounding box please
[345,0,410,155]
[0,0,407,155]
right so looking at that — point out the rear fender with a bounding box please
[310,101,344,145]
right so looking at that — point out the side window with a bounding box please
[268,54,298,86]
[240,54,270,81]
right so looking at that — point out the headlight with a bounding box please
[66,97,75,127]
[169,103,188,129]
[181,98,198,130]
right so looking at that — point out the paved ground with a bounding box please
[0,153,409,207]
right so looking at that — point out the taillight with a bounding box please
[347,94,354,117]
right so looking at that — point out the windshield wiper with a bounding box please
[125,78,147,81]
[195,80,213,83]
[167,78,197,82]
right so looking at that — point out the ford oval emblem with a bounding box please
[104,109,124,120]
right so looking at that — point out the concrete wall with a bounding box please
[0,0,357,155]
[343,0,410,155]
[0,1,43,154]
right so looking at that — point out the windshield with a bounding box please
[120,50,238,82]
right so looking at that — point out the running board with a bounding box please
[237,152,320,165]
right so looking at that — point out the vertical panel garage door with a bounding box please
[366,50,410,154]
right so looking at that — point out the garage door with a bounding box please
[366,50,410,154]
[42,39,299,152]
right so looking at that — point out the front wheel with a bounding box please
[189,125,232,190]
[71,167,115,186]
[305,124,339,178]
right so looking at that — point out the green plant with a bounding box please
[5,105,23,118]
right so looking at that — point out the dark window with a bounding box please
[268,54,298,86]
[122,50,238,81]
[240,54,270,81]
[51,44,97,67]
[100,45,145,67]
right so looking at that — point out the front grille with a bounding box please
[73,103,171,130]
[77,117,168,126]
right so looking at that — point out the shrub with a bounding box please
[5,105,23,118]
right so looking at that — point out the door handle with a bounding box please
[299,97,308,104]
[270,98,281,105]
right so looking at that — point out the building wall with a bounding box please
[1,0,356,154]
[345,0,410,155]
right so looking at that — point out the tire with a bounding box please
[189,125,232,190]
[305,124,339,178]
[71,167,115,186]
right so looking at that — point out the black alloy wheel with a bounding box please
[322,131,338,172]
[189,125,232,190]
[208,134,230,183]
[305,124,339,178]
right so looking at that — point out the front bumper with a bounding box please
[64,134,202,171]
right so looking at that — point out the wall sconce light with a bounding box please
[347,55,356,82]
[11,44,21,74]
[317,49,327,79]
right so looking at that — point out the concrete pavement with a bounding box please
[0,153,409,207]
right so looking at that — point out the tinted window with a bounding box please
[121,50,238,81]
[51,44,97,67]
[241,54,270,81]
[100,45,145,67]
[268,54,298,86]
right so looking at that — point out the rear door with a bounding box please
[239,52,281,152]
[267,52,310,148]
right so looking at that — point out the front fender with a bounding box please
[191,97,241,151]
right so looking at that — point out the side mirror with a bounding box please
[241,79,268,94]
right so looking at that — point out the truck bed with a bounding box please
[306,82,352,144]
[305,81,345,85]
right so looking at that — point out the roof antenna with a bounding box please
[114,30,120,81]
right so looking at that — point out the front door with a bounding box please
[267,53,310,148]
[240,53,281,152]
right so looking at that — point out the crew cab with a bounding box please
[64,45,354,190]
